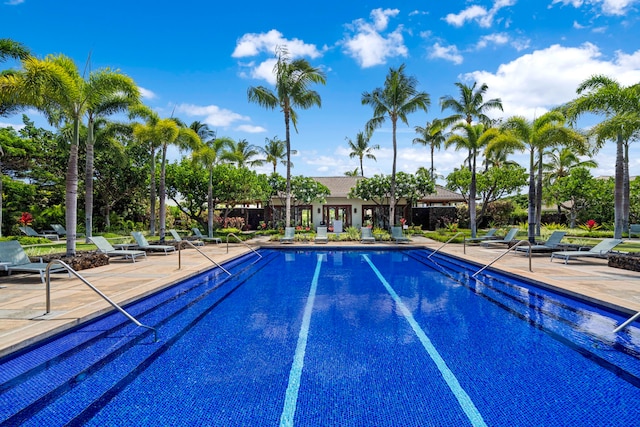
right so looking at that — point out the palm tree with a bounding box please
[259,136,296,174]
[567,75,640,238]
[362,64,430,228]
[192,135,234,238]
[490,112,584,242]
[344,168,360,177]
[413,119,445,181]
[247,46,326,227]
[440,81,503,238]
[446,123,501,238]
[223,138,263,168]
[0,38,30,63]
[84,68,140,242]
[346,131,379,177]
[0,54,96,255]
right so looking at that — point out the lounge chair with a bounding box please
[515,231,567,254]
[191,228,222,244]
[89,236,147,263]
[170,229,204,246]
[481,228,519,247]
[0,240,68,283]
[464,228,498,244]
[280,227,295,244]
[131,232,176,255]
[19,226,59,241]
[49,224,85,238]
[315,226,328,244]
[361,227,375,244]
[550,238,623,264]
[629,224,640,239]
[391,226,410,244]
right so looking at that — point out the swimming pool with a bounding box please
[1,248,638,426]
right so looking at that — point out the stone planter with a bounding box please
[38,251,110,271]
[608,253,640,272]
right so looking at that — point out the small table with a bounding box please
[114,243,139,250]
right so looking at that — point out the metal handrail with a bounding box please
[177,240,231,275]
[226,233,262,259]
[45,260,157,342]
[472,239,533,277]
[613,311,640,333]
[428,232,464,259]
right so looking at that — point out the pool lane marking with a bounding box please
[362,254,488,427]
[279,254,323,427]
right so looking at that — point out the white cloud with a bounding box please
[235,124,267,133]
[476,33,510,49]
[175,104,250,128]
[461,43,640,120]
[232,29,322,59]
[444,0,516,28]
[232,29,324,84]
[138,86,157,100]
[0,121,24,130]
[342,8,408,68]
[550,0,638,16]
[4,0,24,5]
[429,42,464,64]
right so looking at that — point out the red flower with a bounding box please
[19,212,33,226]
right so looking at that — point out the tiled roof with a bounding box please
[420,185,466,202]
[312,176,363,197]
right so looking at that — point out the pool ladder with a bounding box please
[45,260,158,341]
[472,240,533,277]
[177,240,231,275]
[226,233,262,259]
[428,232,464,259]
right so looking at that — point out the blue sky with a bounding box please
[2,0,640,184]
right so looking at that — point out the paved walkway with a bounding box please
[1,236,639,359]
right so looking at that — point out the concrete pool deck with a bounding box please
[1,235,639,359]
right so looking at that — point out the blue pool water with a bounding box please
[1,248,639,426]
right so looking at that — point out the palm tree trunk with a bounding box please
[469,151,477,239]
[207,168,214,238]
[623,141,630,234]
[430,144,435,181]
[614,133,624,239]
[535,149,543,237]
[360,156,364,177]
[65,119,80,256]
[526,148,536,243]
[158,144,167,243]
[85,117,95,243]
[389,118,398,230]
[284,110,292,227]
[149,147,156,236]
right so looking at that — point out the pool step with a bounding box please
[0,251,276,425]
[413,250,640,384]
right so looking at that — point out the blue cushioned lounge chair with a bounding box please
[0,240,68,283]
[391,226,410,244]
[280,227,295,244]
[90,236,147,263]
[515,231,567,254]
[361,227,375,244]
[131,232,176,255]
[550,238,623,264]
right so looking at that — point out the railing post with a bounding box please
[429,232,464,259]
[472,240,532,277]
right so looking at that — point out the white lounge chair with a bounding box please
[89,236,147,263]
[170,229,204,246]
[391,226,410,243]
[191,228,222,244]
[481,228,519,247]
[19,226,59,241]
[515,231,567,254]
[550,238,623,264]
[131,232,176,255]
[0,240,68,283]
[280,227,295,244]
[361,227,375,244]
[315,227,328,244]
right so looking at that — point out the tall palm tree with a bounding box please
[346,131,379,176]
[192,135,234,238]
[259,136,296,174]
[247,46,326,227]
[84,69,140,242]
[567,75,640,238]
[223,138,263,169]
[440,82,503,127]
[0,54,94,255]
[490,112,584,242]
[446,123,501,238]
[130,105,162,236]
[413,119,445,181]
[362,64,430,228]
